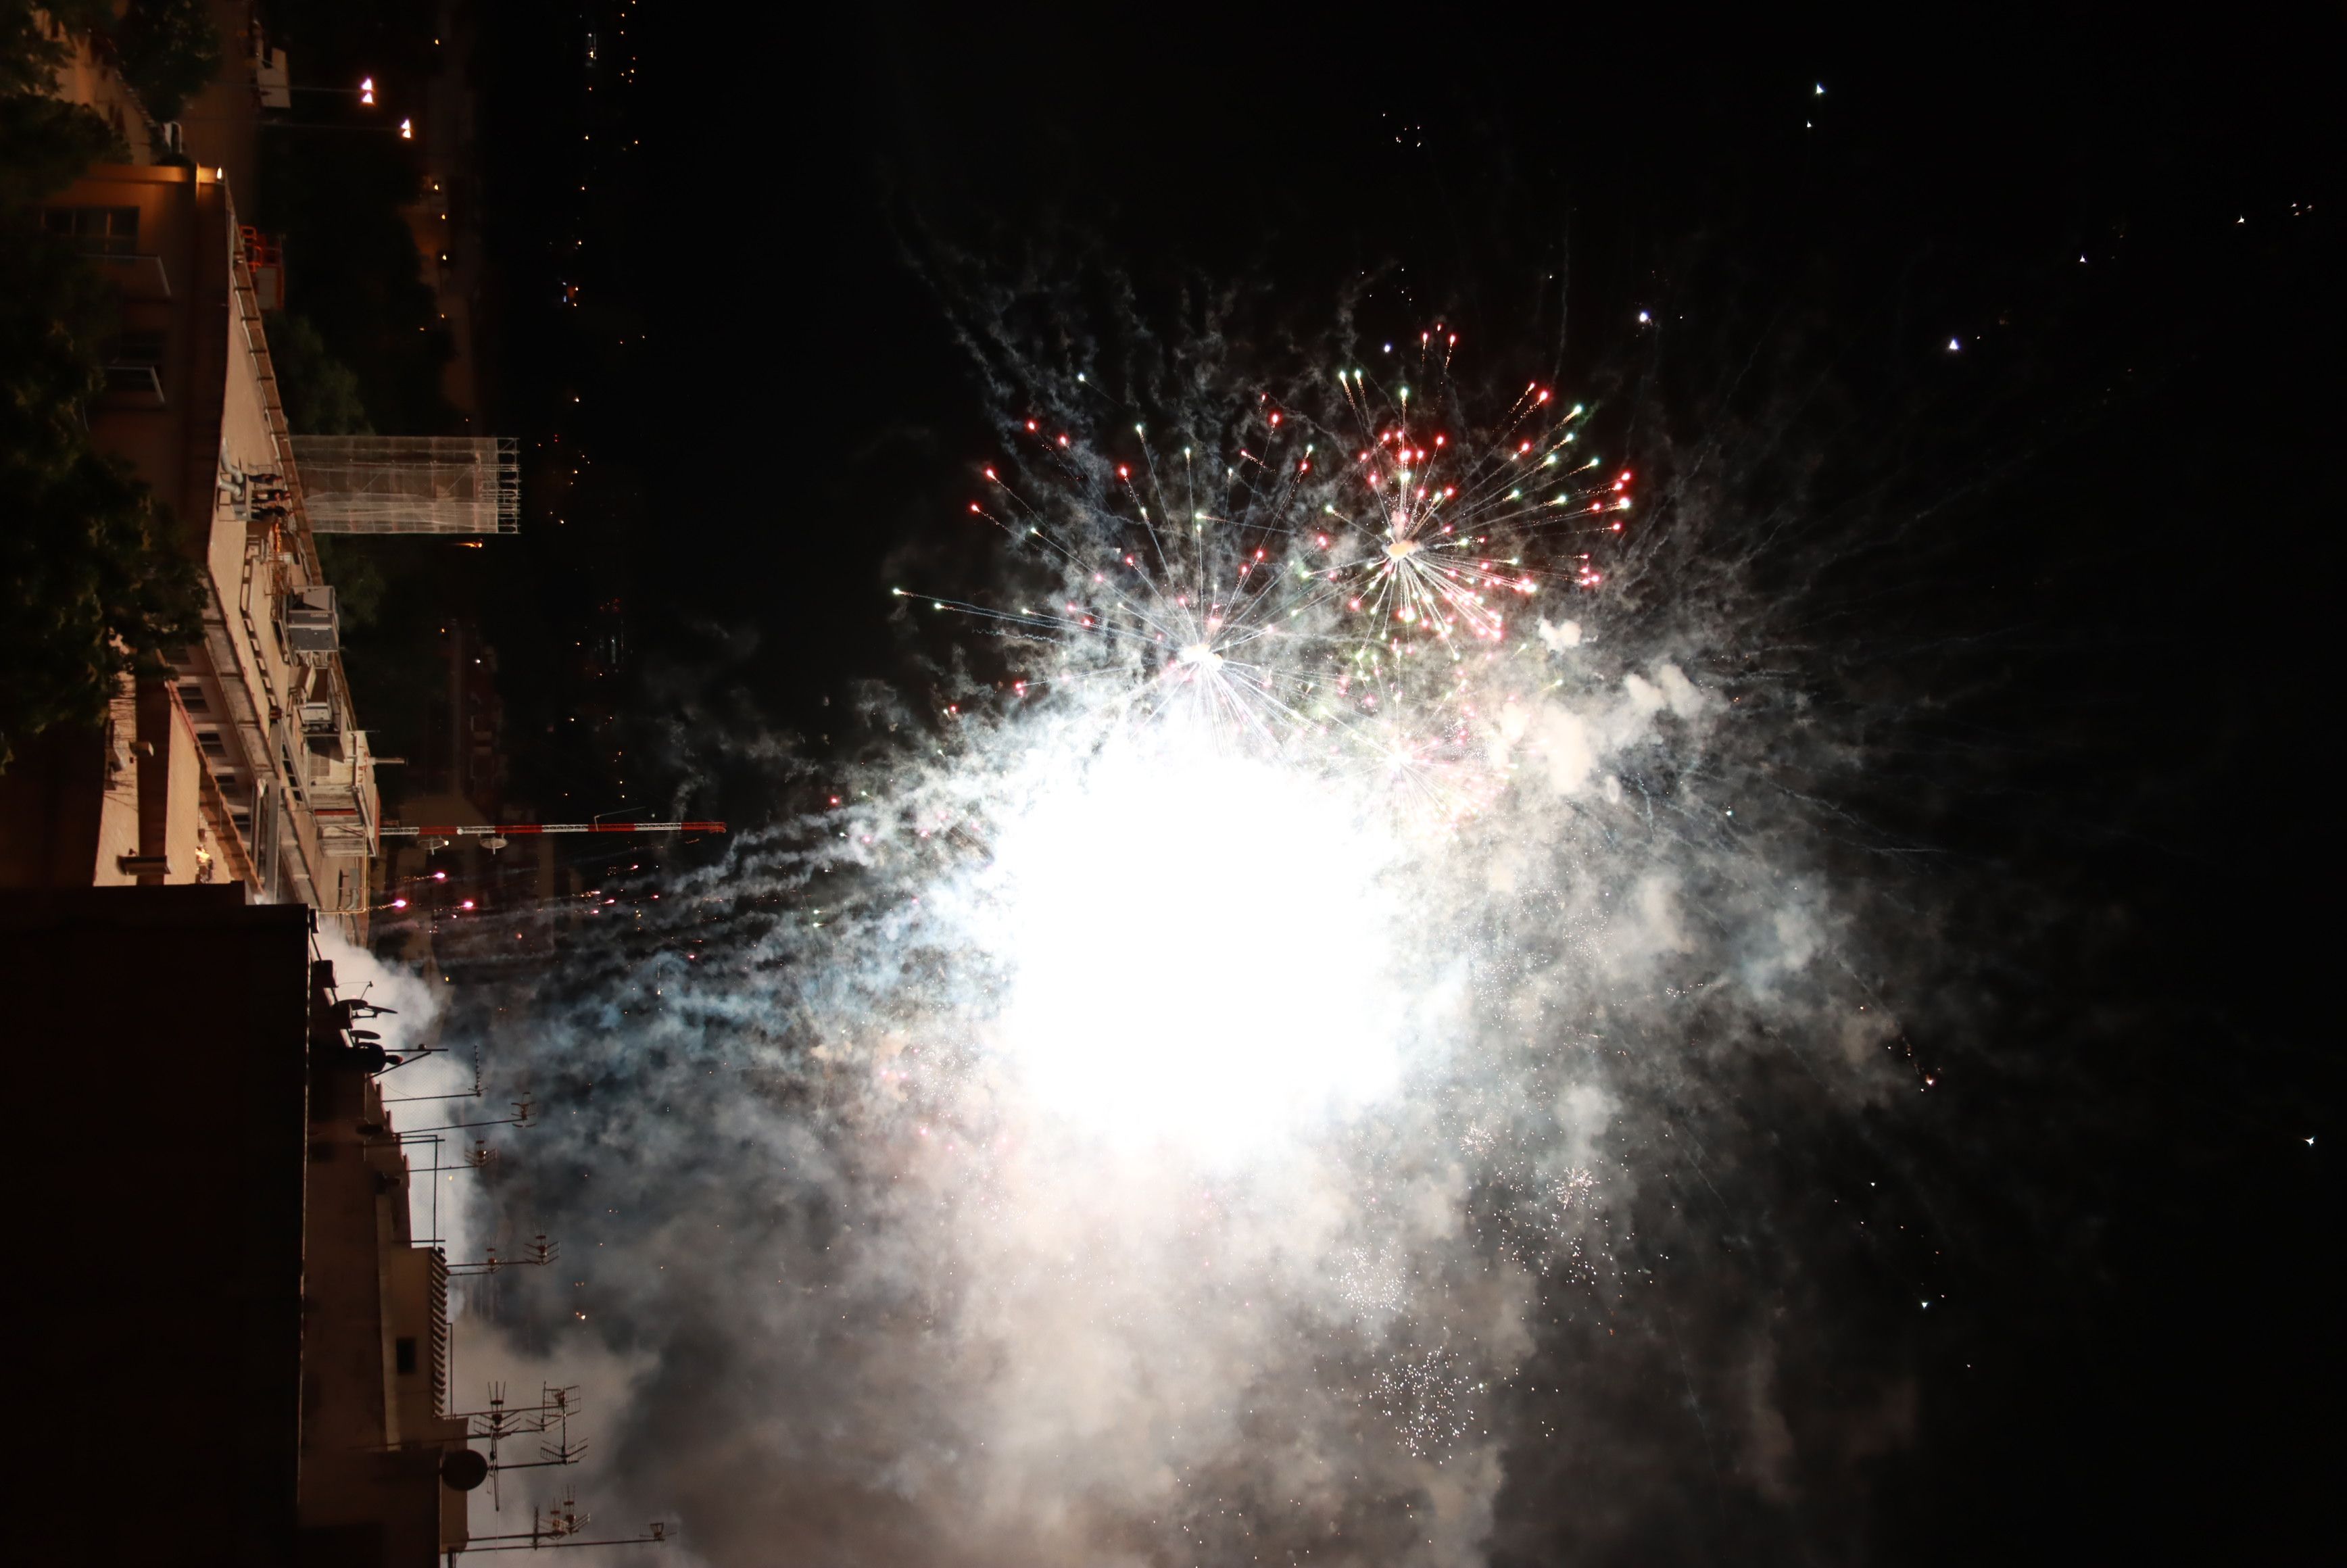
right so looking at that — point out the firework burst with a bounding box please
[904,329,1633,825]
[449,303,1913,1567]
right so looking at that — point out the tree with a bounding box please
[0,10,202,771]
[0,449,204,771]
[108,0,221,124]
[0,92,126,205]
[262,310,394,629]
[267,310,374,436]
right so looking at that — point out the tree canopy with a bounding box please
[110,0,220,124]
[0,8,201,770]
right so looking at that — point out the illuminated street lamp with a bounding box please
[360,75,376,105]
[399,118,413,140]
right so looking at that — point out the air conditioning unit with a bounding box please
[284,586,339,657]
[300,699,347,759]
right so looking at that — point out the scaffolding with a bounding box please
[289,435,520,534]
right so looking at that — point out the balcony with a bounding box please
[93,251,172,299]
[304,727,381,860]
[45,205,170,298]
[101,362,166,407]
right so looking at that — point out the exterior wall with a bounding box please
[72,165,212,514]
[82,680,201,887]
[5,887,310,1566]
[166,681,208,873]
[93,679,214,883]
[178,1,265,203]
[302,1058,473,1561]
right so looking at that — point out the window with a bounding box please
[103,330,167,403]
[395,1337,418,1375]
[107,329,166,368]
[43,205,140,257]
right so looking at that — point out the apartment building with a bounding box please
[0,161,382,937]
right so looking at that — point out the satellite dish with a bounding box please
[441,1448,489,1491]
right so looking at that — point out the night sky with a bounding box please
[409,8,2339,1562]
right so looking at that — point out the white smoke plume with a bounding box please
[430,302,1945,1566]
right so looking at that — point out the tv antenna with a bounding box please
[460,1487,671,1554]
[447,1232,557,1277]
[397,1094,534,1139]
[449,1383,592,1511]
[385,1042,485,1105]
[406,1138,500,1177]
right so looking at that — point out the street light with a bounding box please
[360,75,375,105]
[399,118,413,140]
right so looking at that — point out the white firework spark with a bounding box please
[904,328,1632,825]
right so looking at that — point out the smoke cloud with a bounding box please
[426,306,1975,1567]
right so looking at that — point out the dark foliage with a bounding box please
[0,86,124,204]
[0,218,203,769]
[109,0,220,124]
[266,310,372,435]
[0,14,202,770]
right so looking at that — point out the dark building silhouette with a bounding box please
[6,887,475,1565]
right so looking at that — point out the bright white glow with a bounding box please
[982,732,1403,1159]
[1176,642,1222,670]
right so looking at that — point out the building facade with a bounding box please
[0,162,382,935]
